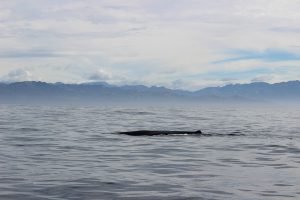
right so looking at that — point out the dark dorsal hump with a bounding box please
[118,130,202,136]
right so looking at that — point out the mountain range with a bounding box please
[0,81,300,104]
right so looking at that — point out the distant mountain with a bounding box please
[0,81,193,104]
[0,81,299,104]
[194,81,300,101]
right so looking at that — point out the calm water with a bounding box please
[0,104,299,200]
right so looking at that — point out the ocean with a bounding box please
[0,104,299,200]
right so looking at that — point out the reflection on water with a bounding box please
[0,104,299,200]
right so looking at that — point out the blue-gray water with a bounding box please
[0,104,299,200]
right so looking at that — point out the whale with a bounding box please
[118,130,202,136]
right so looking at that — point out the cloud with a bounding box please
[88,69,112,81]
[0,49,65,58]
[0,0,300,89]
[213,49,300,64]
[270,27,300,33]
[1,68,35,82]
[251,75,274,83]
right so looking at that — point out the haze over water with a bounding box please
[0,104,299,200]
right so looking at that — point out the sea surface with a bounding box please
[0,104,299,200]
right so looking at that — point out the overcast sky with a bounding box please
[1,0,300,90]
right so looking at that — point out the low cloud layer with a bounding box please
[1,69,35,82]
[0,0,300,89]
[88,69,112,82]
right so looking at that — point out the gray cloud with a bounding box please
[1,68,35,82]
[270,27,300,33]
[88,69,112,81]
[251,75,274,83]
[0,49,66,58]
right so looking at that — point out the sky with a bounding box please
[1,0,300,90]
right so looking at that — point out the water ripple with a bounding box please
[0,105,299,200]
